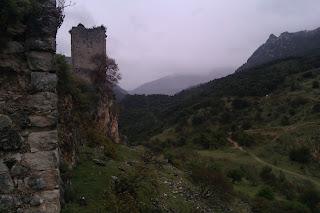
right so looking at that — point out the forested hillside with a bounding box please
[119,50,320,212]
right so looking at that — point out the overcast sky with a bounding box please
[57,0,320,90]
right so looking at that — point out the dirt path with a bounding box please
[227,137,320,188]
[246,121,319,143]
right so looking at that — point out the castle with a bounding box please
[69,24,107,80]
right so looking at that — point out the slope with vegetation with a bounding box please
[59,24,320,212]
[119,49,320,212]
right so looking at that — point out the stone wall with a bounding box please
[0,0,61,212]
[69,24,107,81]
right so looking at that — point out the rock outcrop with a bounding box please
[0,0,61,212]
[237,27,320,71]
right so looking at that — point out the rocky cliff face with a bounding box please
[0,0,61,212]
[58,83,120,167]
[238,27,320,71]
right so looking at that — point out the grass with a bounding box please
[62,146,123,213]
[62,145,211,212]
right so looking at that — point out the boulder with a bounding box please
[0,55,28,73]
[27,92,57,113]
[2,41,24,54]
[0,114,13,129]
[11,164,29,177]
[27,51,53,72]
[92,159,106,166]
[29,116,56,128]
[0,161,9,173]
[26,38,56,52]
[22,150,59,171]
[28,130,58,152]
[27,177,47,191]
[0,173,14,193]
[25,170,59,191]
[31,72,57,92]
[30,195,43,206]
[0,195,15,211]
[0,129,23,151]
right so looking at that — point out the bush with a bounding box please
[192,131,227,150]
[290,97,309,108]
[0,0,33,46]
[289,147,311,164]
[232,131,255,147]
[232,99,250,110]
[256,186,274,200]
[281,116,290,126]
[252,199,311,213]
[300,188,320,212]
[260,166,277,186]
[86,128,117,159]
[302,71,314,79]
[279,201,311,213]
[227,169,244,183]
[164,147,199,169]
[56,55,99,113]
[189,160,234,201]
[113,164,159,212]
[312,81,320,89]
[312,104,320,113]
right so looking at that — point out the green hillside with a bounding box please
[119,52,320,212]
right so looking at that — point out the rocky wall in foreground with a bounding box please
[0,0,61,212]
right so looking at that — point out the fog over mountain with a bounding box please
[57,0,320,90]
[130,68,233,95]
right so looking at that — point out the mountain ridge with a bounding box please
[237,27,320,71]
[130,69,232,95]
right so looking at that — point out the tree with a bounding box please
[91,54,122,93]
[57,0,75,28]
[227,169,244,183]
[289,147,311,164]
[256,186,274,200]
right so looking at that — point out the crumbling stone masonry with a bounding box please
[69,24,107,82]
[0,0,61,212]
[68,24,120,144]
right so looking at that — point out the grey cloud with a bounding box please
[57,0,320,90]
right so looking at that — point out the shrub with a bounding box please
[290,97,309,108]
[300,188,320,212]
[278,201,311,213]
[232,99,250,110]
[312,104,320,113]
[113,164,159,212]
[312,81,320,89]
[56,55,99,113]
[192,131,227,149]
[251,197,273,213]
[189,160,234,201]
[252,199,311,213]
[302,71,314,79]
[289,147,311,164]
[260,166,277,186]
[256,186,274,200]
[0,0,33,47]
[281,116,290,126]
[232,131,255,147]
[164,147,199,169]
[86,128,117,159]
[227,169,244,183]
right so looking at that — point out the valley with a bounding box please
[1,1,320,212]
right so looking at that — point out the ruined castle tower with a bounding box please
[69,24,107,80]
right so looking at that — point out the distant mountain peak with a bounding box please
[268,34,278,42]
[237,27,320,72]
[129,69,232,96]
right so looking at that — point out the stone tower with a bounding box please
[69,24,107,80]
